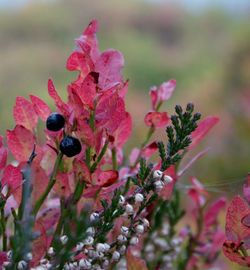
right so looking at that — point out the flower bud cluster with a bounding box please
[152,170,173,192]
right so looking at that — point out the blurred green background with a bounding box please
[0,0,249,269]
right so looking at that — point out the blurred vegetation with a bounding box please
[0,0,250,187]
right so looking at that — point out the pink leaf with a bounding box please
[66,51,92,75]
[204,197,226,228]
[141,142,158,159]
[223,241,250,266]
[77,72,98,109]
[0,136,7,170]
[95,93,126,133]
[225,195,250,244]
[13,96,38,131]
[30,95,51,121]
[53,173,72,197]
[1,164,22,195]
[113,112,132,148]
[96,170,119,187]
[189,116,219,149]
[144,112,170,128]
[95,49,124,89]
[243,174,250,205]
[158,79,176,101]
[126,248,149,270]
[48,79,69,117]
[7,125,35,162]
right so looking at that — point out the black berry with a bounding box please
[46,112,65,131]
[60,136,82,157]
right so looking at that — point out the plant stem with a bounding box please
[112,148,117,170]
[32,152,63,215]
[1,208,7,251]
[90,140,109,173]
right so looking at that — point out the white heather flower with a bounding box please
[79,259,92,269]
[86,227,95,236]
[135,193,144,203]
[119,195,125,205]
[119,245,126,255]
[96,243,106,253]
[17,261,27,270]
[60,235,68,245]
[84,236,94,245]
[102,259,109,268]
[130,236,139,245]
[112,251,120,261]
[90,212,99,222]
[146,252,155,262]
[47,247,55,256]
[153,170,163,179]
[125,204,134,215]
[96,251,104,258]
[163,175,173,184]
[25,252,33,261]
[40,259,49,265]
[7,250,12,260]
[135,224,144,234]
[76,242,84,251]
[161,223,170,236]
[117,234,127,243]
[142,218,150,228]
[153,238,169,249]
[162,254,172,262]
[171,237,182,246]
[104,243,110,251]
[121,226,129,236]
[145,244,154,252]
[87,249,96,258]
[154,180,164,192]
[175,246,181,253]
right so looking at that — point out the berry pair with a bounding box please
[46,113,81,157]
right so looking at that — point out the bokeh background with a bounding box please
[0,0,249,268]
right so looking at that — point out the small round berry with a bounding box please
[46,112,65,131]
[59,136,82,157]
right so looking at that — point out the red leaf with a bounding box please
[144,112,170,128]
[30,163,49,203]
[73,159,91,183]
[223,241,250,266]
[30,95,51,121]
[126,248,149,270]
[1,164,22,195]
[141,142,158,159]
[204,197,226,228]
[66,51,92,75]
[95,93,126,133]
[31,208,60,266]
[113,112,132,148]
[7,125,35,162]
[225,196,250,244]
[77,72,98,109]
[95,49,124,89]
[0,136,7,170]
[48,79,69,117]
[13,96,38,131]
[53,173,72,197]
[189,116,219,149]
[97,170,118,187]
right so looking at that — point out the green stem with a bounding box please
[32,152,63,215]
[112,148,117,170]
[90,141,109,173]
[1,208,7,251]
